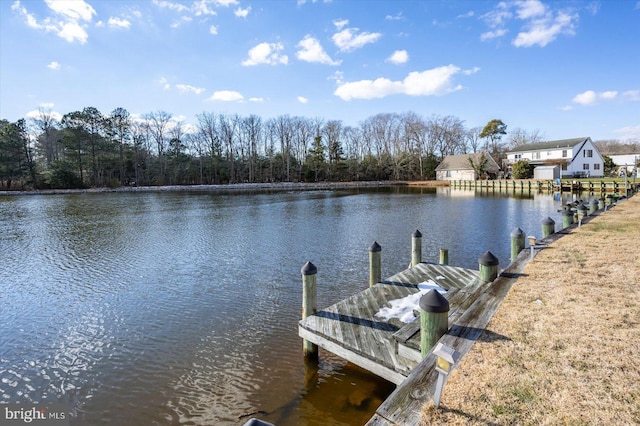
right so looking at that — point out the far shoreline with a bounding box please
[0,180,449,197]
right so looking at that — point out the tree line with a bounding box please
[0,105,617,190]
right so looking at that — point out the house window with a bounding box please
[562,163,568,171]
[562,150,567,157]
[514,154,521,160]
[584,149,593,158]
[532,152,540,160]
[583,164,590,170]
[594,163,600,170]
[446,170,451,177]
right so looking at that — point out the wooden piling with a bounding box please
[478,251,499,282]
[510,228,525,262]
[577,204,588,222]
[439,248,449,265]
[541,217,555,239]
[589,199,599,215]
[419,290,449,358]
[411,230,422,267]
[301,261,318,360]
[562,209,574,228]
[369,241,382,288]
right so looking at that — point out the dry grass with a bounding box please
[420,195,640,425]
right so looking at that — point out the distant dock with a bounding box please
[450,178,640,195]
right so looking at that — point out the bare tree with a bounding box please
[465,126,482,153]
[145,110,172,183]
[108,107,131,185]
[32,107,60,167]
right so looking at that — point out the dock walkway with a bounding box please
[298,262,484,385]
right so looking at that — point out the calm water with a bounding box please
[0,187,579,425]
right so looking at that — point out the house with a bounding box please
[598,150,640,175]
[505,137,604,178]
[435,152,500,181]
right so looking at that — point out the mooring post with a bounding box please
[411,230,422,267]
[439,248,449,265]
[301,261,318,360]
[562,209,574,229]
[510,228,525,262]
[478,251,499,282]
[419,290,450,358]
[541,217,555,239]
[369,241,381,288]
[577,204,588,223]
[589,199,599,215]
[598,197,605,210]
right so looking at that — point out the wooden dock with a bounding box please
[450,178,640,195]
[298,262,485,385]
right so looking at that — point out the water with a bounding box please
[0,187,581,425]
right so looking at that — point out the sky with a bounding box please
[1,0,639,142]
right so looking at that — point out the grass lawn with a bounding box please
[419,195,640,425]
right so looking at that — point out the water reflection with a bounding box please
[0,188,577,425]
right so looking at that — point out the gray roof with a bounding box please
[508,137,589,153]
[436,152,500,172]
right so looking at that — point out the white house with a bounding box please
[600,151,640,175]
[505,137,604,178]
[435,152,500,181]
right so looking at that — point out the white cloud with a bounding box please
[44,0,95,22]
[481,28,508,41]
[57,21,89,43]
[26,107,63,122]
[482,2,513,28]
[12,0,95,44]
[176,84,206,95]
[457,11,475,18]
[623,90,640,101]
[157,77,171,90]
[39,102,55,109]
[599,91,618,100]
[481,1,577,47]
[249,97,264,103]
[333,18,349,30]
[296,35,341,65]
[153,0,189,13]
[572,90,618,105]
[242,42,288,66]
[47,61,60,70]
[297,96,309,104]
[297,0,332,5]
[513,10,577,47]
[514,0,546,20]
[462,66,480,75]
[193,0,217,16]
[209,90,244,102]
[334,65,463,101]
[108,17,131,29]
[234,6,251,18]
[385,12,405,21]
[386,50,408,65]
[209,25,218,35]
[332,25,382,52]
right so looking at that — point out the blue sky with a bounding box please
[1,0,639,142]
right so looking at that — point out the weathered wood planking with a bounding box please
[298,262,481,385]
[365,248,533,426]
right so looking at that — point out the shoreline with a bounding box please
[0,180,448,197]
